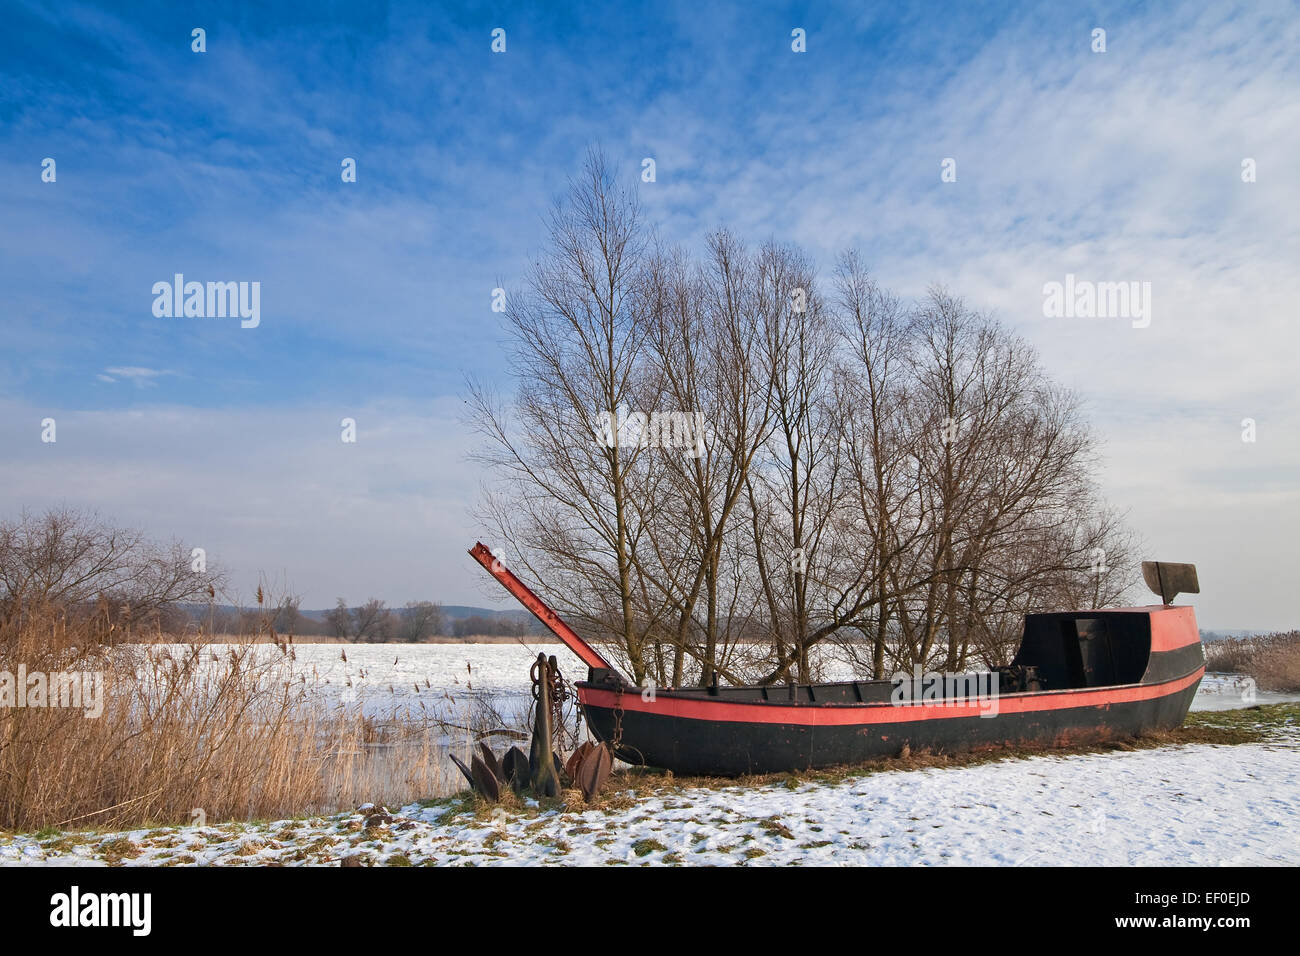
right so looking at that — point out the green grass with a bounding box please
[1183,702,1298,739]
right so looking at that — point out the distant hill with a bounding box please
[177,602,541,637]
[181,603,530,623]
[296,604,530,624]
[441,605,534,623]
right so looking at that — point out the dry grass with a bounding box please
[1205,631,1300,692]
[0,603,458,833]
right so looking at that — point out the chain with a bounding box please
[548,659,568,729]
[529,656,544,699]
[611,685,625,751]
[530,655,570,744]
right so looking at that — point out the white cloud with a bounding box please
[100,367,176,387]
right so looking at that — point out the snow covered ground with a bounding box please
[2,644,1294,866]
[4,725,1296,866]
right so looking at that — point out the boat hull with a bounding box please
[467,544,1209,778]
[577,668,1204,776]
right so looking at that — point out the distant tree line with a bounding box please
[324,599,446,642]
[322,600,532,641]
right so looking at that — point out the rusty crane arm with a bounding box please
[468,542,622,678]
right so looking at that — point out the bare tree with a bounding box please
[0,507,221,640]
[636,231,778,686]
[272,595,303,636]
[873,287,1136,673]
[745,241,845,684]
[325,599,352,640]
[352,598,392,642]
[468,147,664,683]
[830,251,926,678]
[401,600,444,642]
[471,152,1141,686]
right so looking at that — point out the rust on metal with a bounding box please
[577,742,613,802]
[470,753,501,802]
[448,752,474,789]
[502,745,529,792]
[468,542,617,674]
[478,741,503,786]
[565,740,594,782]
[529,653,562,798]
[1141,561,1199,605]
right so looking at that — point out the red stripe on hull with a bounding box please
[577,667,1204,727]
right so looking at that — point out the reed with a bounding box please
[1204,630,1300,692]
[0,602,455,832]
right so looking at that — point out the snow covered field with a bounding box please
[2,643,1295,866]
[4,720,1296,866]
[273,640,593,718]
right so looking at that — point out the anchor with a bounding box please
[449,652,612,803]
[529,653,562,797]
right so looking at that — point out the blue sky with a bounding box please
[2,1,1298,627]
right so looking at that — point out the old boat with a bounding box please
[470,543,1205,776]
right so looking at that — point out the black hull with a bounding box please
[579,672,1202,777]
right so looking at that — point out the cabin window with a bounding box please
[1015,613,1150,689]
